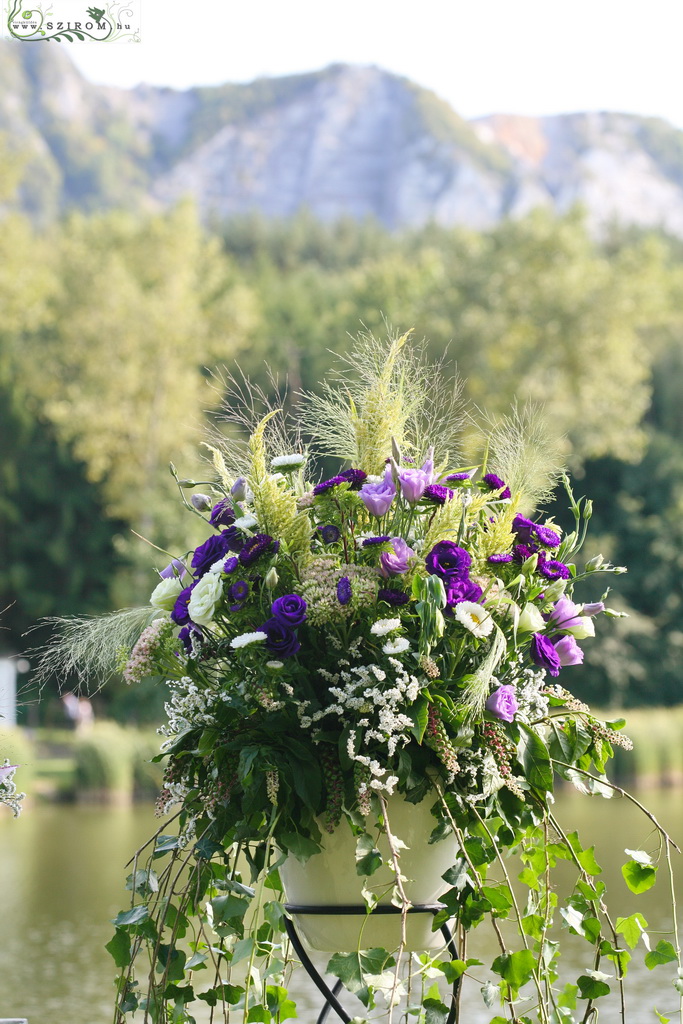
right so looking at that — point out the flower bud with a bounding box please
[583,500,593,520]
[542,579,567,603]
[518,603,545,633]
[190,493,212,511]
[264,567,279,590]
[231,476,248,501]
[391,436,402,465]
[178,479,196,488]
[585,554,604,571]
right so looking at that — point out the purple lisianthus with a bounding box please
[538,557,571,581]
[177,624,202,653]
[483,473,511,499]
[425,540,472,581]
[486,685,518,723]
[359,477,396,517]
[191,533,230,578]
[554,635,584,667]
[530,633,562,676]
[239,533,275,567]
[318,525,341,545]
[260,617,301,658]
[377,588,410,606]
[397,467,432,503]
[159,557,188,580]
[339,468,367,489]
[422,484,455,505]
[363,535,391,546]
[582,601,605,617]
[209,499,236,528]
[171,586,195,626]
[488,553,514,565]
[271,593,308,627]
[313,475,347,496]
[379,537,415,577]
[512,515,535,544]
[223,526,245,553]
[445,578,483,608]
[547,596,584,631]
[337,577,352,605]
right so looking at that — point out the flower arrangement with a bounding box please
[37,332,683,1023]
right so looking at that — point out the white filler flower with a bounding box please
[382,637,411,654]
[454,601,494,638]
[271,454,306,471]
[188,573,224,627]
[230,631,268,649]
[370,618,402,636]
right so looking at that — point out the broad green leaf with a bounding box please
[197,984,244,1006]
[210,894,249,923]
[185,952,208,970]
[645,940,677,969]
[492,949,536,989]
[157,944,186,982]
[577,974,611,998]
[327,949,395,1007]
[246,1004,270,1023]
[481,884,513,914]
[622,859,657,893]
[113,906,149,927]
[655,1011,670,1023]
[518,724,553,792]
[441,959,467,983]
[566,831,602,875]
[615,913,648,950]
[280,831,321,863]
[356,833,383,876]
[105,928,131,968]
[557,983,578,1009]
[408,698,429,743]
[424,997,449,1024]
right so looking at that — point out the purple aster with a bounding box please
[425,540,472,581]
[486,685,518,723]
[534,524,561,548]
[191,533,230,578]
[530,633,562,677]
[379,537,415,577]
[513,543,538,562]
[209,499,236,528]
[260,617,301,658]
[359,477,396,517]
[377,588,410,606]
[339,468,368,489]
[483,473,511,499]
[171,586,194,626]
[313,475,347,496]
[318,525,341,545]
[239,533,275,567]
[538,558,571,581]
[337,577,352,605]
[488,553,514,564]
[363,535,391,545]
[228,580,250,603]
[554,635,584,667]
[223,556,239,574]
[271,593,307,627]
[159,558,188,580]
[422,484,455,505]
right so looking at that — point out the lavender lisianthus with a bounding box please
[209,499,236,528]
[336,577,352,605]
[582,601,605,617]
[159,558,188,580]
[554,635,584,667]
[260,617,301,658]
[486,685,518,722]
[530,633,562,676]
[379,537,415,577]
[547,596,583,631]
[397,468,431,503]
[271,593,308,627]
[512,515,536,544]
[239,533,275,567]
[425,540,472,581]
[223,526,245,554]
[359,477,396,517]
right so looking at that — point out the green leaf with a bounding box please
[622,859,657,893]
[246,1004,270,1023]
[566,831,602,875]
[185,952,208,970]
[441,959,468,983]
[491,949,536,989]
[356,833,383,876]
[577,974,610,998]
[280,831,321,863]
[210,894,249,923]
[518,723,553,792]
[615,913,648,950]
[327,949,395,1007]
[480,980,498,1008]
[645,940,678,969]
[408,697,429,743]
[105,928,131,968]
[424,997,449,1024]
[197,984,244,1006]
[655,1011,670,1023]
[113,906,149,927]
[481,884,513,914]
[157,944,186,982]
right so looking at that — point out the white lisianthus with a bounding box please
[517,603,545,633]
[150,576,183,611]
[188,573,224,627]
[566,616,595,640]
[271,453,306,471]
[455,602,495,638]
[370,618,402,636]
[382,637,410,654]
[231,631,268,649]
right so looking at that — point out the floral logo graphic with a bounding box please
[4,0,140,41]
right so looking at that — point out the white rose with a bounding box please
[150,577,183,611]
[188,573,224,626]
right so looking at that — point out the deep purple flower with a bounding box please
[379,537,415,577]
[260,617,301,658]
[534,524,561,548]
[422,484,455,505]
[530,633,562,676]
[513,543,537,562]
[239,533,275,567]
[271,593,308,627]
[486,685,518,722]
[445,472,472,482]
[445,578,483,608]
[339,468,367,489]
[191,533,230,578]
[337,577,352,605]
[359,477,396,517]
[512,515,535,544]
[228,580,250,603]
[223,526,245,553]
[513,514,560,548]
[425,540,472,581]
[377,588,410,606]
[171,586,194,626]
[209,499,236,528]
[538,558,571,581]
[177,624,202,653]
[313,475,347,495]
[363,535,391,546]
[483,473,511,499]
[488,553,514,564]
[159,558,188,580]
[223,556,239,574]
[554,635,584,667]
[318,525,341,545]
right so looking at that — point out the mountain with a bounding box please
[3,40,683,235]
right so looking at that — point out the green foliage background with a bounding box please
[2,167,683,716]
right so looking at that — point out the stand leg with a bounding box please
[439,920,461,1024]
[284,917,352,1024]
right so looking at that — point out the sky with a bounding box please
[62,0,683,129]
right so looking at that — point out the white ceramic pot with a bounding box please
[280,791,458,951]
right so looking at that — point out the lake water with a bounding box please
[1,790,681,1023]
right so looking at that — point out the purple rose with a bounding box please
[171,586,194,626]
[359,478,396,517]
[191,533,230,578]
[209,499,236,528]
[260,617,301,658]
[425,540,472,581]
[554,635,584,667]
[337,577,352,605]
[483,473,511,499]
[486,685,518,722]
[239,533,275,567]
[530,633,562,676]
[271,593,307,627]
[379,537,415,577]
[377,588,410,606]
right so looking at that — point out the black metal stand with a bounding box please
[284,903,461,1024]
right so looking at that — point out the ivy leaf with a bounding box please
[645,940,678,969]
[655,1011,670,1023]
[210,894,249,923]
[280,832,321,864]
[622,859,657,893]
[423,997,449,1024]
[615,912,649,950]
[356,833,383,876]
[481,980,498,1008]
[113,906,149,927]
[577,974,611,998]
[517,723,553,792]
[327,949,395,1007]
[491,949,536,989]
[197,984,244,1006]
[105,928,131,968]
